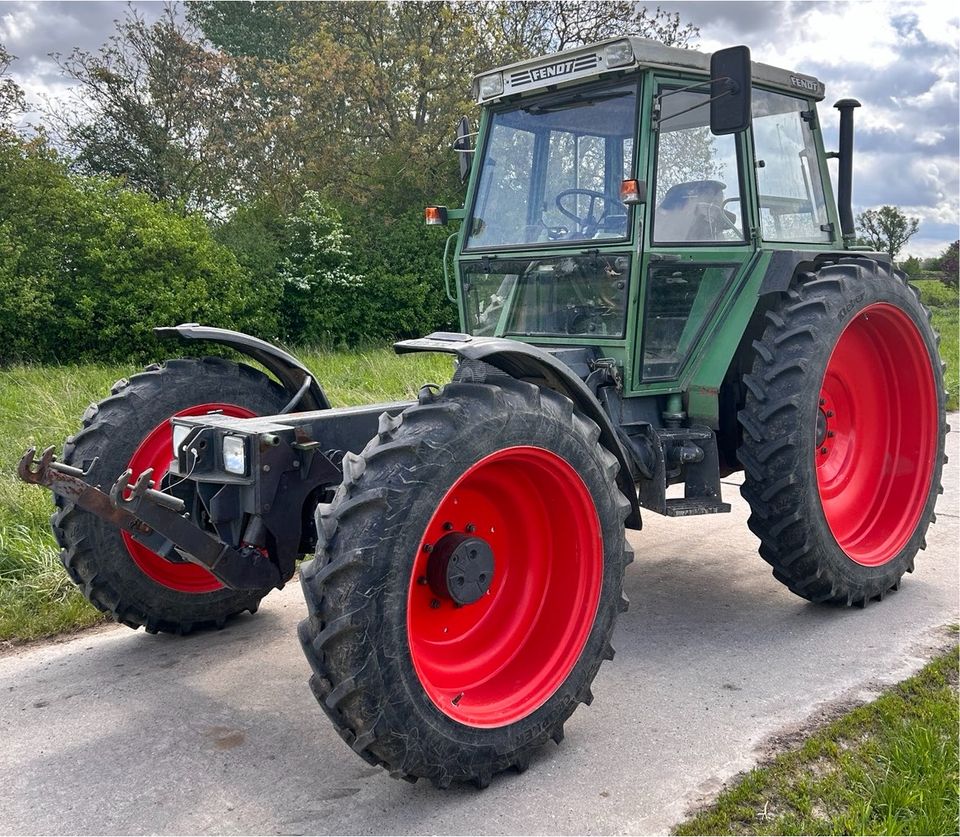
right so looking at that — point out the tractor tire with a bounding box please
[53,357,289,634]
[738,259,947,605]
[298,375,632,788]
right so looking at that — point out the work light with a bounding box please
[478,72,504,99]
[222,435,247,475]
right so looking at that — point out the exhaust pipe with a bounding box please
[833,98,861,242]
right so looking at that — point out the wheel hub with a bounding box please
[427,531,494,605]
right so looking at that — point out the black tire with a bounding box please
[53,357,290,634]
[738,259,947,605]
[298,374,632,788]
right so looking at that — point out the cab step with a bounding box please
[664,498,731,517]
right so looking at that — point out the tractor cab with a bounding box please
[442,37,841,402]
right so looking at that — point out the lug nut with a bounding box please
[820,446,829,454]
[826,410,834,418]
[465,523,476,533]
[423,543,433,553]
[430,599,441,609]
[827,431,835,438]
[417,576,428,585]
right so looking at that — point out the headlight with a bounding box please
[478,72,504,99]
[604,40,634,68]
[172,424,190,458]
[222,435,247,475]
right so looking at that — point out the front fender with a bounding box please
[396,332,641,529]
[155,323,330,411]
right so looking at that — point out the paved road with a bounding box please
[2,423,957,835]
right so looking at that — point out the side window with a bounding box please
[652,87,744,245]
[642,263,738,379]
[752,89,831,242]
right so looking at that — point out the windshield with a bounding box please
[466,83,639,250]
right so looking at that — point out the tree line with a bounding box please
[0,4,953,363]
[0,1,697,362]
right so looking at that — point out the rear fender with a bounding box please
[396,333,642,529]
[155,323,330,411]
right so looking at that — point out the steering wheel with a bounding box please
[555,189,619,237]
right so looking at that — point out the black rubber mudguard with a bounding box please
[155,323,330,411]
[396,332,642,529]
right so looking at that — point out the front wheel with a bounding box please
[298,375,632,787]
[738,260,947,605]
[53,357,290,634]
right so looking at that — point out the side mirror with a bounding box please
[454,115,473,183]
[710,46,752,135]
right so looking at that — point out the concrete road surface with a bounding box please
[2,423,957,835]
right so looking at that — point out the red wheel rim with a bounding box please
[407,446,603,728]
[817,303,937,566]
[122,403,257,592]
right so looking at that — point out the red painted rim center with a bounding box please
[817,303,937,566]
[122,403,257,593]
[407,446,603,728]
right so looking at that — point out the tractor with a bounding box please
[19,38,947,789]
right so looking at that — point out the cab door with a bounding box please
[632,77,757,391]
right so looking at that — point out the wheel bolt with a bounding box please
[442,522,453,531]
[819,398,826,406]
[417,576,428,585]
[423,543,433,553]
[465,523,476,533]
[430,599,441,609]
[820,446,828,454]
[826,410,834,418]
[827,431,835,438]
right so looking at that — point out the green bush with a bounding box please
[912,279,959,309]
[0,138,277,364]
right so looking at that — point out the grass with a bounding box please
[913,279,959,411]
[0,347,450,643]
[675,642,960,836]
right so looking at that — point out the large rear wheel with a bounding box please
[298,375,632,787]
[738,260,947,604]
[53,357,289,634]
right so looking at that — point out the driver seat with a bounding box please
[655,180,727,242]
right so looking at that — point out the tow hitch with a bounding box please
[18,446,286,591]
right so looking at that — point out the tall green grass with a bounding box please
[0,348,450,642]
[913,280,960,411]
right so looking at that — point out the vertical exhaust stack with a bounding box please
[834,98,861,244]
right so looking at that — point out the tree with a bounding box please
[899,255,922,276]
[939,240,958,288]
[187,1,700,216]
[52,3,255,215]
[856,205,920,258]
[0,43,25,135]
[475,2,698,64]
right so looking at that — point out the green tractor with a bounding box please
[20,38,947,789]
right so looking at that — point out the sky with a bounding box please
[1,0,957,257]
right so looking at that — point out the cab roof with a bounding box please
[472,36,825,104]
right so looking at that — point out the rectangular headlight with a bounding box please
[478,72,504,99]
[222,435,247,475]
[604,40,634,68]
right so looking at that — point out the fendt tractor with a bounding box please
[20,38,947,788]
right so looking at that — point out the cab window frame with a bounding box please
[649,80,749,248]
[463,77,642,254]
[750,85,833,244]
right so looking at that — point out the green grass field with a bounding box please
[0,347,450,642]
[675,642,960,836]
